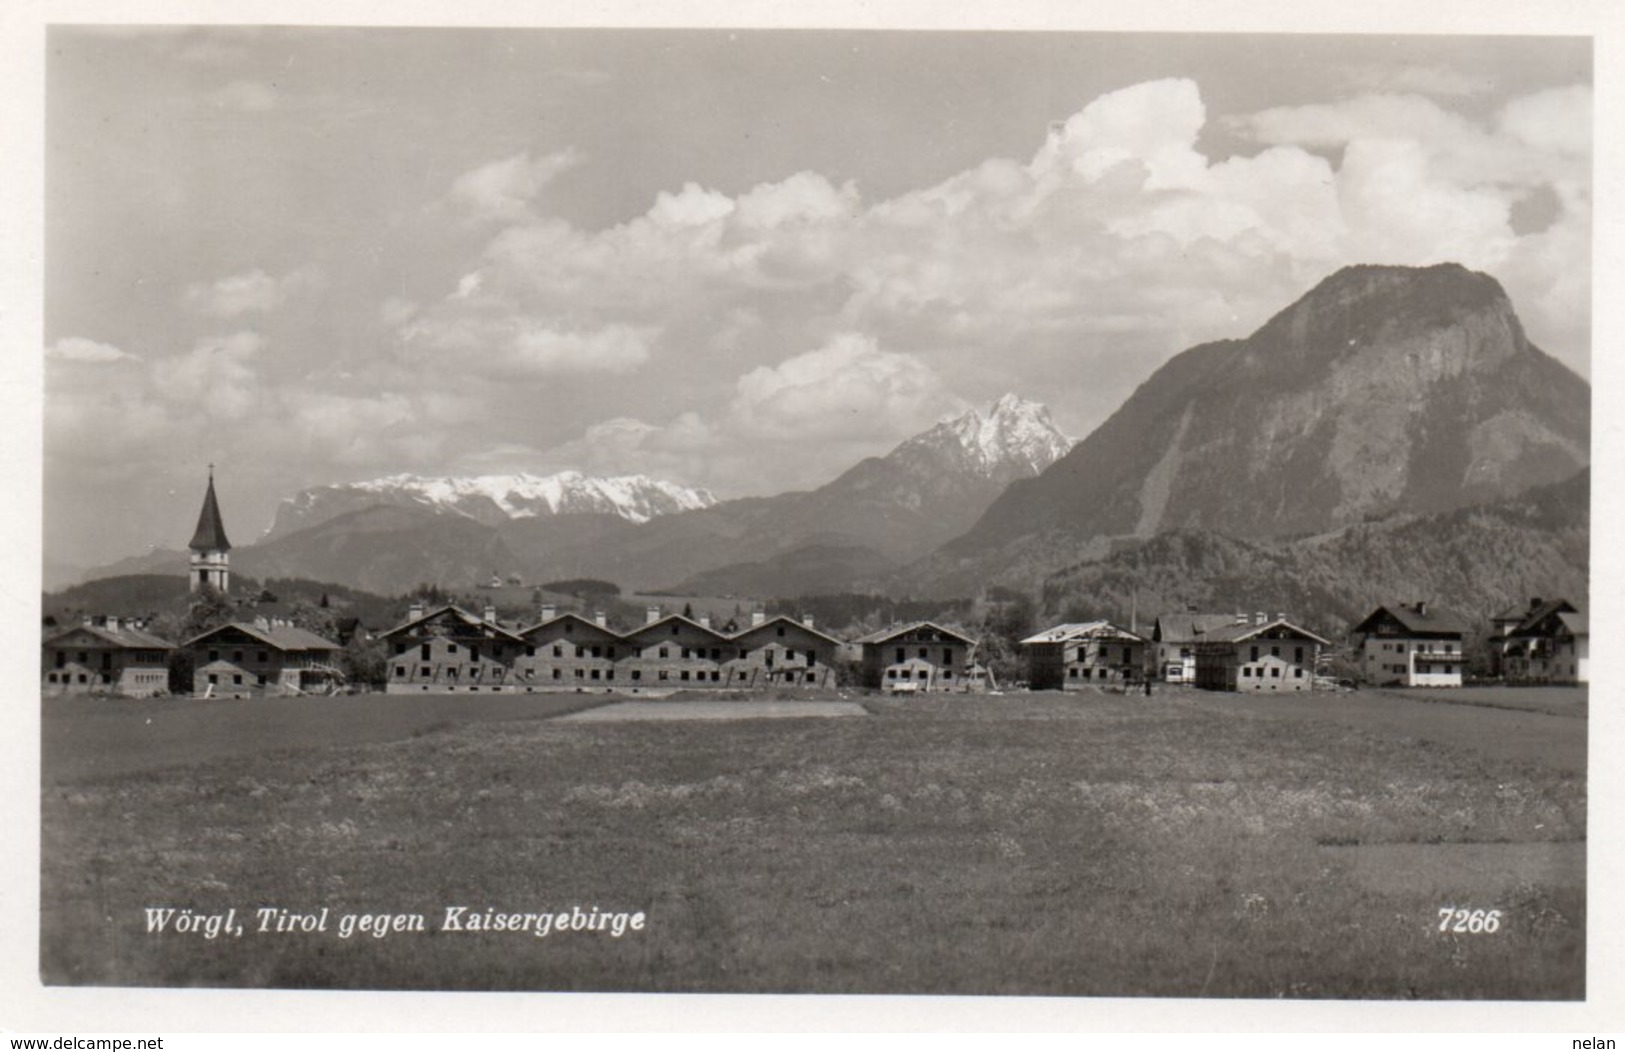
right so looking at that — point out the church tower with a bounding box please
[188,465,233,594]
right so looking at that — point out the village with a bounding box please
[42,471,1589,702]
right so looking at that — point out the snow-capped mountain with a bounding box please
[898,394,1075,481]
[263,470,717,542]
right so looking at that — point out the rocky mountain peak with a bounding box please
[904,394,1074,480]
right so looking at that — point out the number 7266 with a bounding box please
[1438,908,1501,933]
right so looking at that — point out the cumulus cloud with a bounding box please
[47,337,140,363]
[449,148,584,224]
[729,333,963,442]
[184,266,323,317]
[151,331,267,418]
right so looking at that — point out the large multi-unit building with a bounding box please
[1351,602,1469,687]
[41,617,175,697]
[1150,613,1242,684]
[186,619,343,699]
[854,621,981,692]
[1497,599,1588,685]
[1191,614,1328,693]
[1020,621,1147,690]
[380,604,843,693]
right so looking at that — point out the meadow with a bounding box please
[39,687,1586,997]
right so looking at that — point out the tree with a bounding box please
[340,635,387,691]
[287,599,338,640]
[179,585,236,640]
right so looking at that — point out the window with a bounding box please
[1250,646,1259,662]
[1271,646,1280,658]
[632,670,642,680]
[258,650,268,663]
[421,643,431,661]
[46,673,56,683]
[257,674,267,686]
[919,648,928,660]
[887,670,897,679]
[608,647,616,659]
[658,670,669,681]
[943,648,953,666]
[552,645,562,657]
[448,643,458,654]
[1242,668,1252,678]
[565,622,573,634]
[1294,647,1304,664]
[233,650,243,662]
[896,647,905,663]
[659,646,669,659]
[591,645,601,658]
[470,646,480,663]
[680,671,690,681]
[590,669,600,680]
[575,669,584,679]
[209,650,220,662]
[553,669,561,680]
[711,648,721,661]
[207,674,217,685]
[681,647,691,659]
[711,671,721,682]
[1293,668,1303,678]
[1070,668,1079,678]
[394,666,405,678]
[670,625,678,635]
[776,626,785,637]
[526,645,536,657]
[577,646,586,659]
[1270,667,1280,678]
[396,642,407,655]
[422,666,431,678]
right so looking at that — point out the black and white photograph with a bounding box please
[9,0,1622,1035]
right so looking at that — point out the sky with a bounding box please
[41,25,1593,569]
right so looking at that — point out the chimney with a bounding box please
[594,611,607,628]
[1530,597,1543,612]
[81,615,93,627]
[646,606,661,625]
[1234,611,1248,625]
[483,604,498,624]
[105,616,120,632]
[1415,601,1427,618]
[1275,612,1286,624]
[408,601,424,622]
[699,613,712,629]
[802,614,815,629]
[541,604,556,622]
[254,615,270,630]
[1254,611,1266,626]
[752,611,766,627]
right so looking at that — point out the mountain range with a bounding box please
[65,263,1588,627]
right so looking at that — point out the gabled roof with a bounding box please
[1154,613,1241,643]
[853,621,975,646]
[728,615,843,647]
[1353,603,1470,636]
[379,604,527,642]
[1495,597,1578,630]
[621,613,730,645]
[44,624,177,650]
[1020,621,1145,646]
[517,612,624,640]
[185,621,339,651]
[188,472,232,553]
[1195,618,1331,647]
[1556,612,1588,638]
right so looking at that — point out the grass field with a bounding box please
[39,687,1585,997]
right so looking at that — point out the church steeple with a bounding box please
[188,465,232,593]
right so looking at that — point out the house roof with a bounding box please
[517,612,622,639]
[620,613,731,645]
[44,623,177,650]
[728,615,844,646]
[1020,621,1145,646]
[1154,613,1243,643]
[185,621,339,651]
[188,472,232,553]
[379,604,526,642]
[1495,597,1578,630]
[852,621,975,646]
[1194,618,1332,647]
[1353,603,1470,636]
[1556,612,1588,638]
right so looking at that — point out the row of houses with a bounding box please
[41,593,1588,700]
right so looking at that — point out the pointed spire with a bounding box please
[189,466,232,553]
